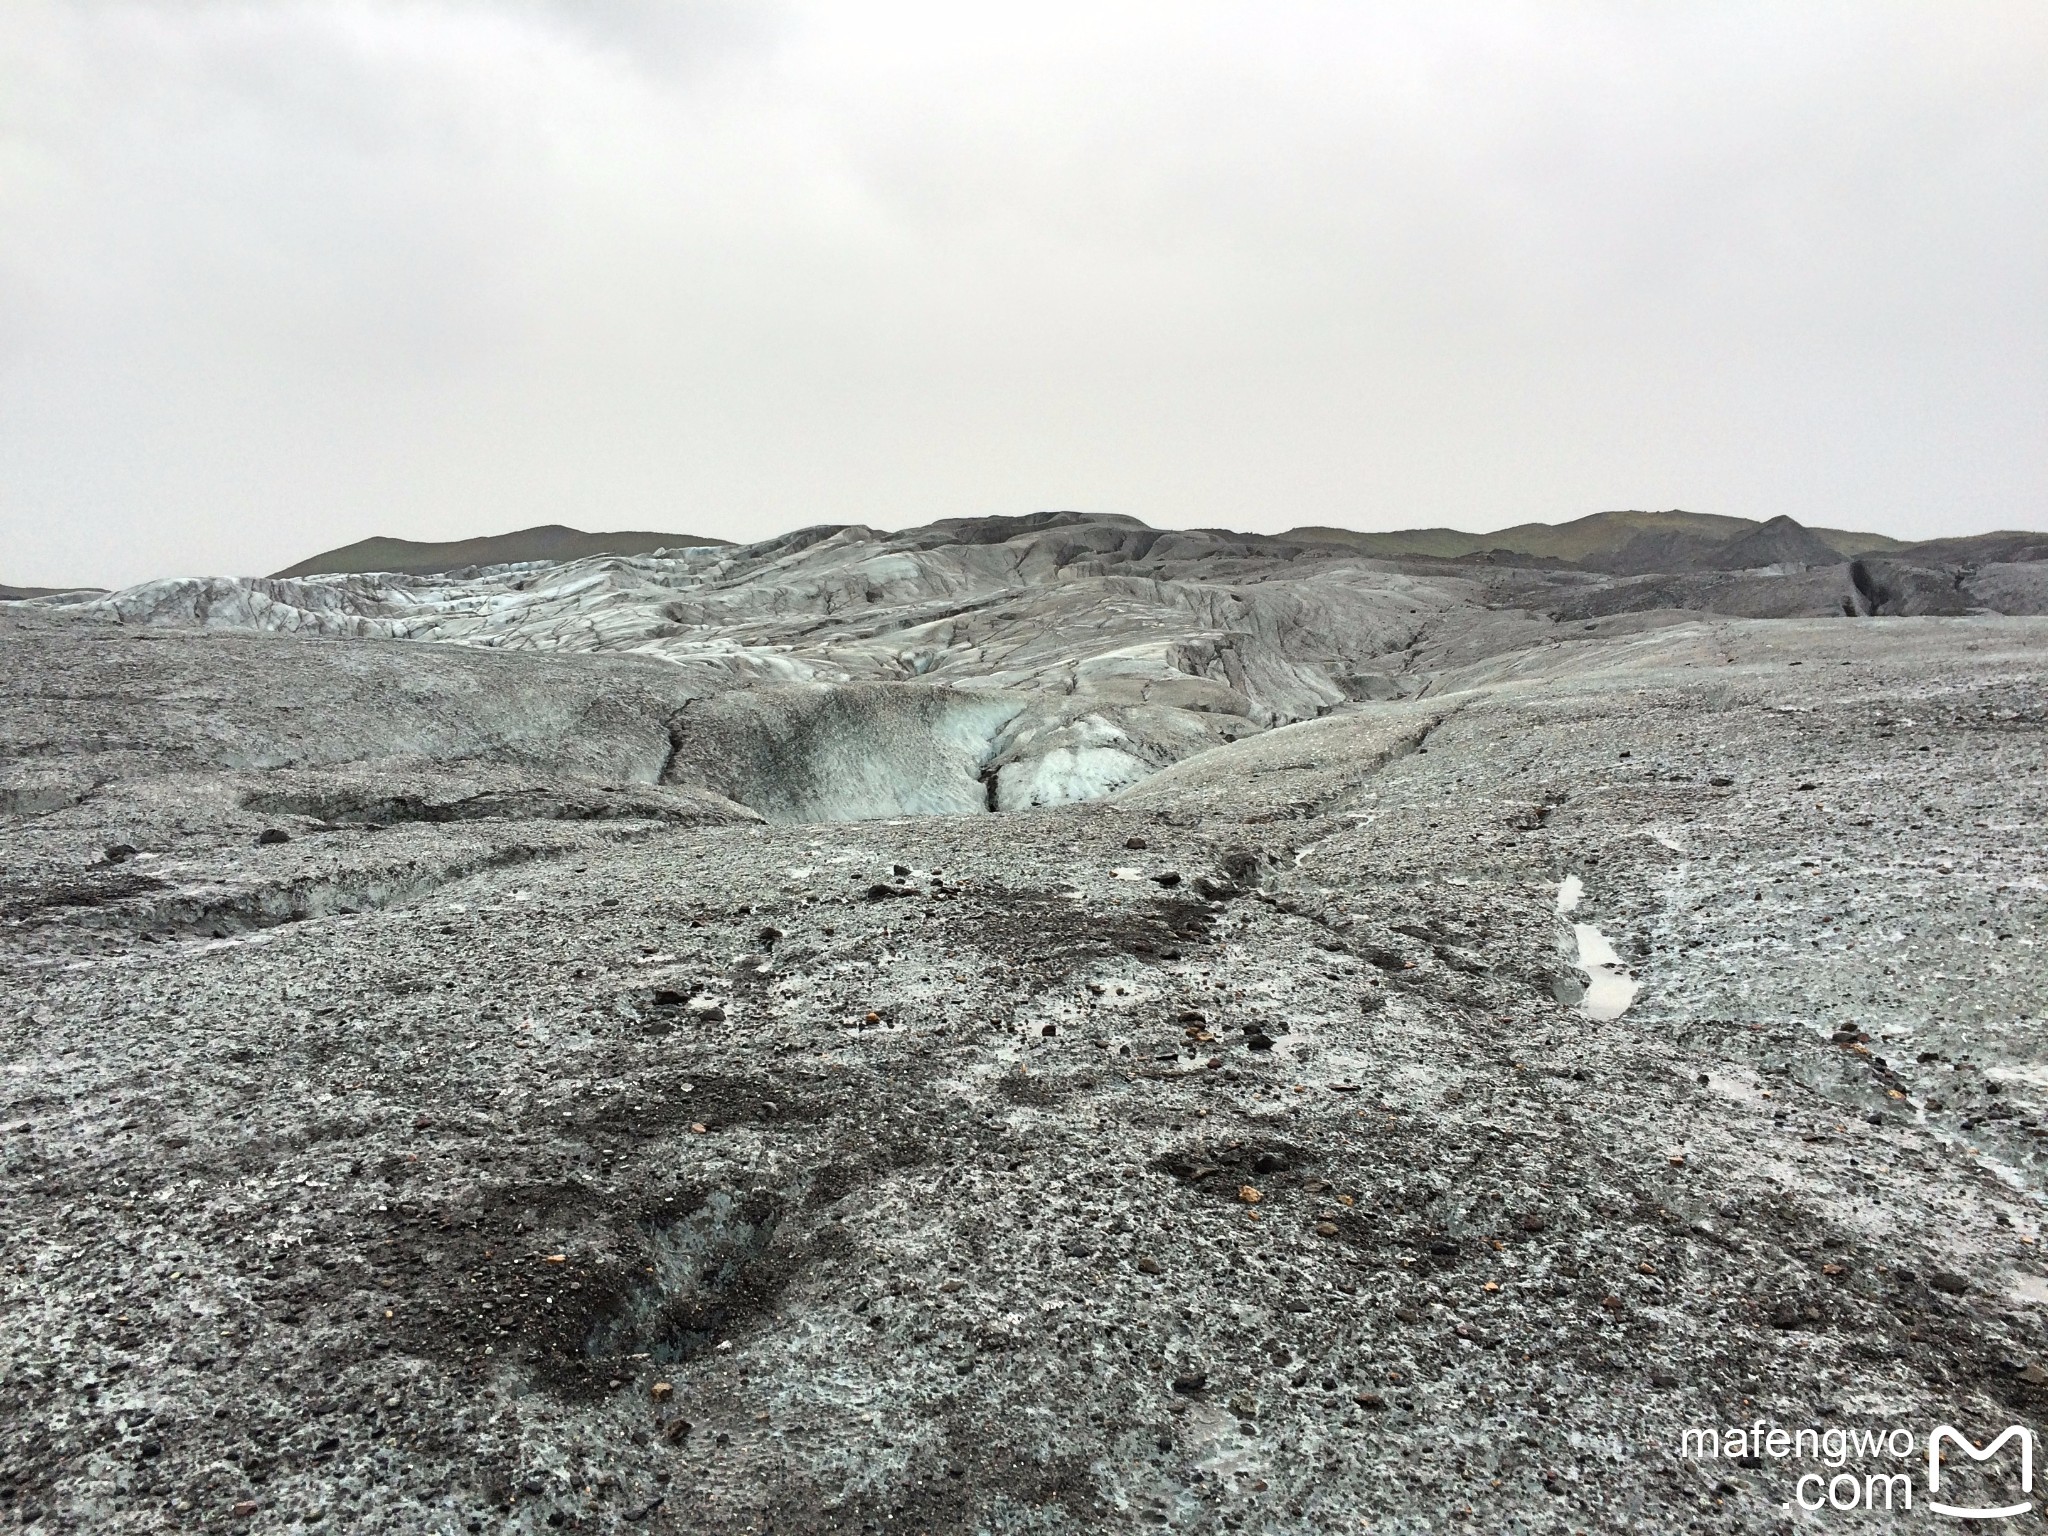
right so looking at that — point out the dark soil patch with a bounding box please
[0,871,169,917]
[941,887,1217,982]
[348,1178,830,1402]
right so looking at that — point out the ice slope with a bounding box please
[16,510,2035,820]
[14,517,1502,813]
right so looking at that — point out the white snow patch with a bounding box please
[1560,875,1637,1018]
[1573,923,1639,1020]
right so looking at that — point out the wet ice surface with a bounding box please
[1558,875,1639,1020]
[1572,922,1641,1021]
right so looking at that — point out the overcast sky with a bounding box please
[3,2,2044,586]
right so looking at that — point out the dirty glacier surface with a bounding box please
[2,513,2047,1533]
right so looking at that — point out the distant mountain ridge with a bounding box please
[0,584,104,601]
[265,509,2044,582]
[270,524,731,578]
[1281,508,1906,570]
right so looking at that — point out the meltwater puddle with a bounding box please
[1558,875,1639,1021]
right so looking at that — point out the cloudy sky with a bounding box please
[3,2,2043,586]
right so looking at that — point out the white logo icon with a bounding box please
[1929,1425,2034,1520]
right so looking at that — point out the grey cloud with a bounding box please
[1,1,2043,586]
